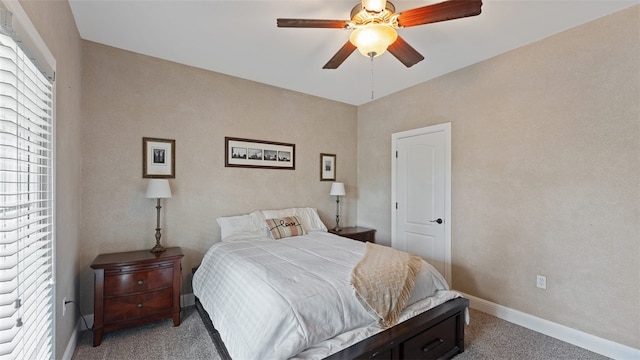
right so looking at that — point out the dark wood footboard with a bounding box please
[194,296,469,360]
[326,297,469,360]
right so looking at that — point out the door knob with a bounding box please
[430,218,443,224]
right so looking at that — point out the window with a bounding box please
[0,11,55,360]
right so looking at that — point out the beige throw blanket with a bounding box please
[350,242,422,329]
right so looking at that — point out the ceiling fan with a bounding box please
[277,0,482,69]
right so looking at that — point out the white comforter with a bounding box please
[192,231,453,360]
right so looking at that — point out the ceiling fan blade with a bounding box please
[387,36,425,67]
[323,41,357,69]
[277,19,350,29]
[397,0,482,28]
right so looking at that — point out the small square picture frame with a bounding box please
[143,137,175,178]
[320,153,336,181]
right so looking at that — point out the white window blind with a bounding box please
[0,25,54,360]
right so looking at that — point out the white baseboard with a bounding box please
[61,326,79,360]
[61,310,92,360]
[459,292,640,360]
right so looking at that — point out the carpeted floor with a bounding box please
[456,309,608,360]
[72,306,221,360]
[72,307,609,359]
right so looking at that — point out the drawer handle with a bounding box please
[137,303,143,308]
[422,338,444,353]
[137,280,144,285]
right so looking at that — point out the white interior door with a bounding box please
[392,123,451,283]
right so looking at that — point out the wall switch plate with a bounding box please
[62,297,67,316]
[536,275,547,289]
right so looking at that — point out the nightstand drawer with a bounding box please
[105,266,173,296]
[104,288,174,323]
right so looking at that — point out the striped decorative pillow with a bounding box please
[265,216,306,239]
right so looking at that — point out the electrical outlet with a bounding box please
[536,275,547,289]
[62,297,67,316]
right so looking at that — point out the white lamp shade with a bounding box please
[145,179,172,199]
[330,182,346,196]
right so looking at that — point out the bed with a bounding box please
[192,208,469,359]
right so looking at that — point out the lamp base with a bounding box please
[150,227,165,253]
[150,243,166,253]
[333,226,342,232]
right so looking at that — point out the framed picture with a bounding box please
[143,137,175,178]
[225,137,295,170]
[320,153,336,181]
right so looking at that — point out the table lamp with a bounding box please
[145,179,172,253]
[330,182,346,231]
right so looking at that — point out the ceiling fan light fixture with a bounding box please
[349,24,398,58]
[362,0,387,13]
[278,0,482,69]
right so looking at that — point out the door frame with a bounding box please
[391,123,452,284]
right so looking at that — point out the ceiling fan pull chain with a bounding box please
[369,52,375,99]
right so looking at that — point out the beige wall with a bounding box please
[357,6,639,348]
[18,0,84,359]
[79,41,358,314]
[17,0,639,355]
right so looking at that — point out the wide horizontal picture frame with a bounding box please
[143,137,175,178]
[225,137,295,170]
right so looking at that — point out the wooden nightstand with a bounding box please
[90,247,184,346]
[329,226,376,243]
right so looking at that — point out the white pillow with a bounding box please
[216,211,267,241]
[294,207,327,232]
[261,208,296,220]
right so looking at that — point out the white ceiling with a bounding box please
[68,0,638,106]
